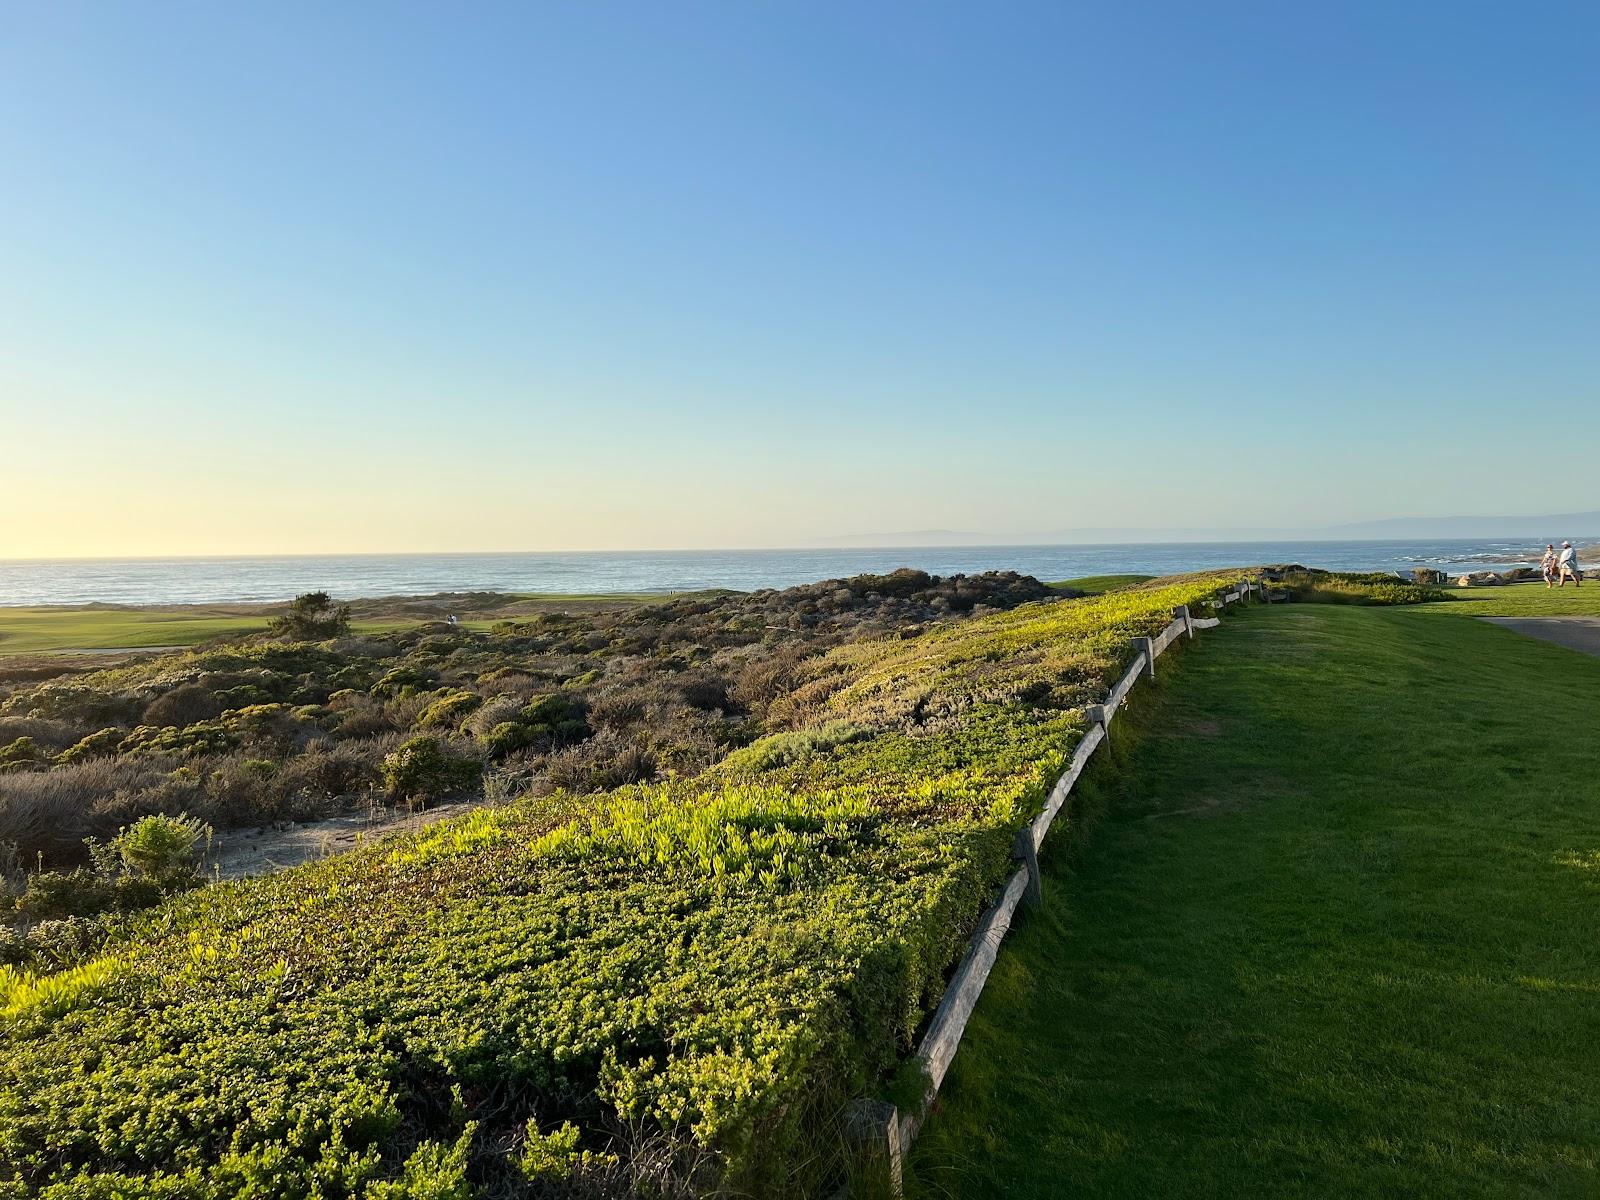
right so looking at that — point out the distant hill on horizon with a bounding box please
[812,509,1600,547]
[1311,510,1600,539]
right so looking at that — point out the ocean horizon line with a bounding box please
[6,532,1597,567]
[0,537,1586,609]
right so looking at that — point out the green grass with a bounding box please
[906,602,1600,1198]
[1414,579,1600,618]
[0,608,276,654]
[1050,574,1156,594]
[0,593,703,655]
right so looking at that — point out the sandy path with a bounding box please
[203,799,485,880]
[1483,616,1600,659]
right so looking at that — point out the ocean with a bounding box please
[0,539,1582,607]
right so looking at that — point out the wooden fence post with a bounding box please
[1135,636,1156,679]
[832,580,1243,1194]
[1013,827,1042,908]
[844,1099,904,1196]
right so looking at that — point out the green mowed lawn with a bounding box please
[1051,575,1157,594]
[907,602,1600,1198]
[0,609,275,653]
[1416,579,1600,618]
[0,594,691,655]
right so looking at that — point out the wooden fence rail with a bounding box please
[845,579,1263,1193]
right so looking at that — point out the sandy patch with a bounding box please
[203,799,486,880]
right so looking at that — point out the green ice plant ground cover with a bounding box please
[0,576,1251,1199]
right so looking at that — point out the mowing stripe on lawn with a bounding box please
[906,603,1600,1199]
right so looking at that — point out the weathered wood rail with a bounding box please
[844,579,1264,1193]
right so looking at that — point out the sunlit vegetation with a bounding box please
[1413,578,1600,617]
[0,570,1257,1197]
[0,608,279,654]
[1048,573,1154,594]
[1272,567,1438,605]
[0,573,1052,869]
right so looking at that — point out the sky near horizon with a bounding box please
[3,2,1599,558]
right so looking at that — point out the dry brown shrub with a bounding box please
[142,684,226,728]
[538,736,658,796]
[676,672,732,713]
[729,645,808,714]
[0,716,87,755]
[0,759,185,864]
[269,737,390,816]
[766,669,850,729]
[328,694,397,740]
[587,690,648,733]
[461,695,525,740]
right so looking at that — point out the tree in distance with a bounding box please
[269,592,351,641]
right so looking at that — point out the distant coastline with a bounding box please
[4,537,1598,608]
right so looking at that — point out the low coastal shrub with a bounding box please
[0,718,82,761]
[540,736,658,794]
[12,869,114,920]
[142,682,226,728]
[1,683,141,728]
[717,721,869,774]
[1276,569,1438,605]
[381,735,484,801]
[415,690,484,730]
[10,814,209,925]
[107,811,210,883]
[371,664,439,700]
[0,737,43,773]
[0,759,177,862]
[0,574,1249,1198]
[0,572,1062,869]
[52,727,123,765]
[479,695,590,760]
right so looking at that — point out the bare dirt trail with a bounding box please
[202,799,485,880]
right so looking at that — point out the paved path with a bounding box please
[1483,615,1600,658]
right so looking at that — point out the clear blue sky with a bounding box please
[3,1,1597,555]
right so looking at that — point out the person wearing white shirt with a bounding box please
[1557,541,1581,587]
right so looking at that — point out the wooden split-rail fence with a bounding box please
[844,578,1271,1193]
